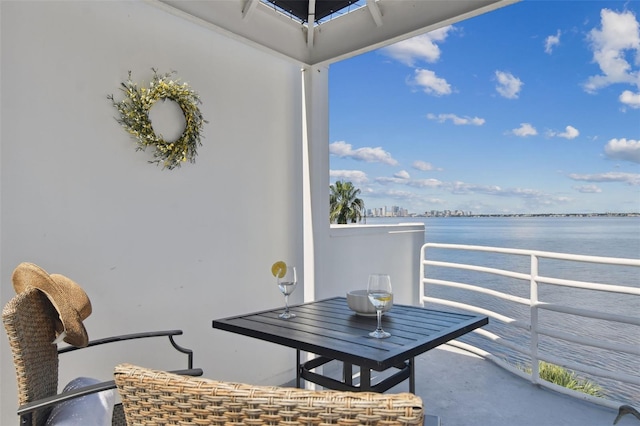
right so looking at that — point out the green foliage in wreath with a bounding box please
[108,69,207,170]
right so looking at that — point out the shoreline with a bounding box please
[368,212,639,219]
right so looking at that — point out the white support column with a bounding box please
[307,0,316,47]
[301,64,330,390]
[301,66,329,303]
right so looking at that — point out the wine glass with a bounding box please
[277,266,297,319]
[367,273,392,338]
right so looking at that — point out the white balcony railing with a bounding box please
[420,243,640,410]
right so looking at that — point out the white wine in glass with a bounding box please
[278,266,297,319]
[367,273,392,338]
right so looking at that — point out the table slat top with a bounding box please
[212,297,488,370]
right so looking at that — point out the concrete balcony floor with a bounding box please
[312,344,631,426]
[410,345,631,426]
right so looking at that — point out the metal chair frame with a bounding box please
[3,286,202,426]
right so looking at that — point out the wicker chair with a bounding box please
[3,287,202,426]
[114,363,425,426]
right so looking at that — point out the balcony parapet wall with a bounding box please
[322,223,425,305]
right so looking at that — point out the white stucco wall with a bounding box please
[1,1,310,422]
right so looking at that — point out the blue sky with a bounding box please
[329,0,640,215]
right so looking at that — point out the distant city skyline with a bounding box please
[330,1,640,215]
[365,204,637,218]
[366,205,471,217]
[366,205,411,217]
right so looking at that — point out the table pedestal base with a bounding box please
[296,350,415,393]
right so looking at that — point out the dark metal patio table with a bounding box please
[212,297,488,393]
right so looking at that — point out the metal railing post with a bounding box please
[419,241,640,409]
[530,254,540,385]
[419,245,426,307]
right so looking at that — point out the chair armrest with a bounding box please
[16,368,203,418]
[58,330,195,369]
[17,380,117,417]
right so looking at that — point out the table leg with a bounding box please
[296,350,301,388]
[360,367,372,391]
[409,357,415,393]
[300,356,412,393]
[343,362,353,386]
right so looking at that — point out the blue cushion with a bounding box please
[45,377,115,426]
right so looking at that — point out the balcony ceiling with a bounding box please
[155,0,518,66]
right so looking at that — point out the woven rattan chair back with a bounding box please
[114,363,425,426]
[3,287,60,426]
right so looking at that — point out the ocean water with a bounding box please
[367,216,640,404]
[366,215,639,257]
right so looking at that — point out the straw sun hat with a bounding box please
[12,262,92,347]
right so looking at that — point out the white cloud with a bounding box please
[559,125,580,139]
[382,26,454,66]
[329,141,398,166]
[367,188,425,202]
[376,176,408,185]
[365,176,576,211]
[550,125,580,139]
[412,160,436,171]
[620,90,640,108]
[568,171,640,186]
[434,182,572,206]
[545,30,561,54]
[511,123,538,137]
[426,113,485,126]
[413,69,452,96]
[584,9,640,94]
[449,182,502,195]
[574,185,602,194]
[495,71,523,99]
[329,170,368,184]
[604,138,640,163]
[394,170,410,179]
[407,178,443,188]
[423,198,446,205]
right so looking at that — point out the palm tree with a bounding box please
[329,181,365,224]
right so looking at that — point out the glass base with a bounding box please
[369,329,391,339]
[279,311,296,319]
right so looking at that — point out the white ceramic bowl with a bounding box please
[346,289,393,316]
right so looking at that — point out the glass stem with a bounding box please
[284,294,289,313]
[376,309,383,332]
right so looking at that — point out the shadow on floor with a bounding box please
[294,345,629,426]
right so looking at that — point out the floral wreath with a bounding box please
[108,69,207,170]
